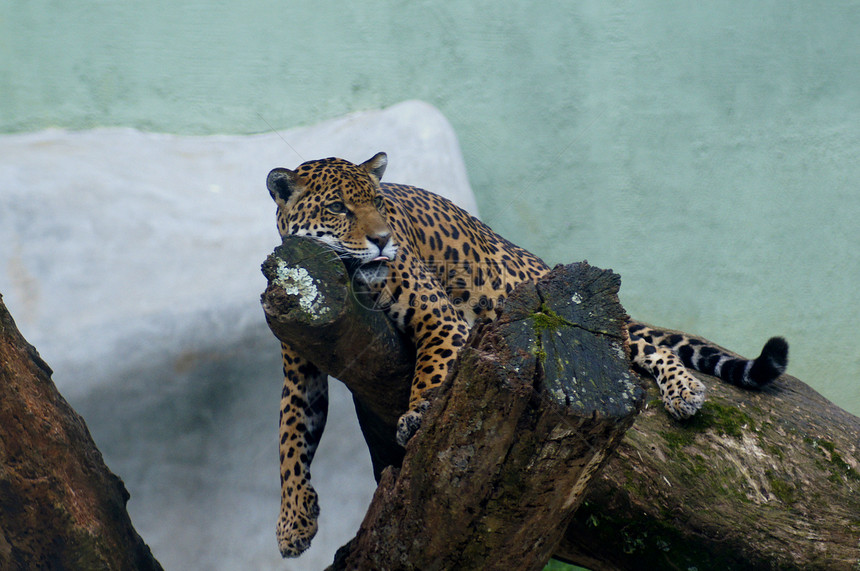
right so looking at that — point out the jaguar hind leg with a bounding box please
[630,336,707,419]
[629,322,789,390]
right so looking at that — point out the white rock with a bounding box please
[0,100,477,570]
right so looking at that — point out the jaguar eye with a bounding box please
[327,201,347,214]
[373,196,384,210]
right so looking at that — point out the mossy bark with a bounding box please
[262,236,860,570]
[328,263,641,570]
[0,295,162,570]
[557,332,860,571]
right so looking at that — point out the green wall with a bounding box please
[2,1,858,413]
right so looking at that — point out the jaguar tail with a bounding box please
[628,322,788,389]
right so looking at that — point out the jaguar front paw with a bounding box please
[277,486,320,558]
[396,400,430,447]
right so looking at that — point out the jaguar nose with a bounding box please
[367,232,392,261]
[367,233,390,251]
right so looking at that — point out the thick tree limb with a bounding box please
[0,295,162,570]
[557,330,860,570]
[261,237,860,570]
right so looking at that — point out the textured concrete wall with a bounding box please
[1,3,857,423]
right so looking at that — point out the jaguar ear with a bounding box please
[266,168,301,206]
[361,152,388,182]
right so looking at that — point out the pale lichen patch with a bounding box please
[274,260,329,318]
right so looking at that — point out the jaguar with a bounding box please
[265,152,788,557]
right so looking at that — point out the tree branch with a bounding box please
[557,330,860,570]
[0,295,163,570]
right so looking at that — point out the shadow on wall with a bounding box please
[76,322,373,569]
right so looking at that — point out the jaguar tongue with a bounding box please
[371,255,390,262]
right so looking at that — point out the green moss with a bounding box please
[764,443,785,461]
[820,439,837,452]
[48,500,112,569]
[656,426,757,502]
[620,468,642,497]
[659,429,696,450]
[689,454,709,476]
[807,438,860,484]
[543,559,579,571]
[531,304,574,332]
[659,400,757,450]
[765,470,797,504]
[822,446,859,481]
[530,304,573,364]
[683,401,754,439]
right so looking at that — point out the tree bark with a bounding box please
[0,295,163,570]
[261,237,415,476]
[262,237,643,570]
[557,329,860,571]
[261,236,860,570]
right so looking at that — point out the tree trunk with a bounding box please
[261,236,860,570]
[0,295,163,570]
